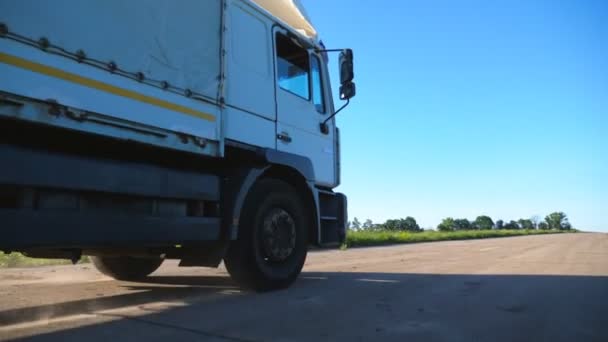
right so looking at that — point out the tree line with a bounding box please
[348,212,572,232]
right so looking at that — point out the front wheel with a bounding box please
[224,178,309,291]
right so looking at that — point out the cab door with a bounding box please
[273,30,336,187]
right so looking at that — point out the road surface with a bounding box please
[1,233,607,341]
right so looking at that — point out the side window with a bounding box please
[276,33,310,100]
[311,55,325,114]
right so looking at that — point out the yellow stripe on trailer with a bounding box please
[0,52,216,122]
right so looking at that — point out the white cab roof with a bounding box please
[251,0,317,39]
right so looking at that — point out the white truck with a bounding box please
[0,0,355,291]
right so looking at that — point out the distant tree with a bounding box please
[473,216,494,230]
[518,219,534,230]
[530,215,541,229]
[545,212,571,230]
[352,217,361,230]
[403,216,421,232]
[495,219,504,229]
[363,219,374,230]
[538,222,549,230]
[383,217,421,232]
[504,220,520,230]
[383,219,398,231]
[346,221,352,230]
[454,218,472,230]
[438,217,456,231]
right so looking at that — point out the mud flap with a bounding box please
[319,191,348,246]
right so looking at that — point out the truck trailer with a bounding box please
[0,0,355,291]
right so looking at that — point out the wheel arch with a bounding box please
[222,144,321,247]
[259,165,320,246]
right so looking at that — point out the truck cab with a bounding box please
[0,0,355,291]
[224,1,349,188]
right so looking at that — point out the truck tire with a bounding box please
[91,256,163,281]
[224,178,309,291]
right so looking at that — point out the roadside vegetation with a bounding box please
[344,211,576,248]
[0,253,89,268]
[346,229,570,247]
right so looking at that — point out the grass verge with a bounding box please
[0,253,90,268]
[344,229,574,248]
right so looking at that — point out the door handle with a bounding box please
[277,132,292,143]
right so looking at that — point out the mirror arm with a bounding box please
[324,99,350,125]
[320,99,350,134]
[316,48,347,53]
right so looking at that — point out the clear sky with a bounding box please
[304,0,607,231]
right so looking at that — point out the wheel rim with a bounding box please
[260,208,297,262]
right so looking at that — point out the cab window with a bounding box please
[310,55,325,114]
[276,33,310,100]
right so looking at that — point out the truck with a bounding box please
[0,0,355,291]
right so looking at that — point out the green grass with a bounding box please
[0,253,89,268]
[344,229,574,248]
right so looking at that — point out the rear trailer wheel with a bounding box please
[224,179,309,291]
[91,256,163,280]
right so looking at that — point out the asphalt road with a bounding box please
[1,233,607,342]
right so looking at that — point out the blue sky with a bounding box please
[304,0,607,231]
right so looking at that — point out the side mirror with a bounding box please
[339,49,356,100]
[340,82,356,100]
[339,49,354,84]
[320,48,356,133]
